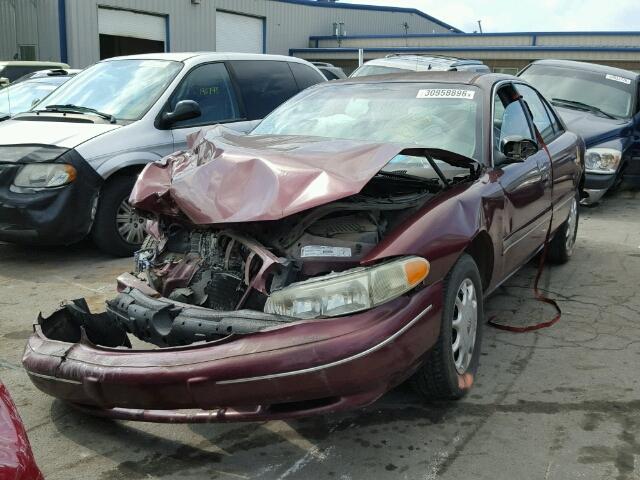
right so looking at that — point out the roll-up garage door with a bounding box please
[98,8,166,59]
[216,11,264,54]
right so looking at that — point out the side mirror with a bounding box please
[500,136,539,163]
[0,77,9,88]
[161,100,201,127]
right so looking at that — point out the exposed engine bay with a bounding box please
[109,179,439,347]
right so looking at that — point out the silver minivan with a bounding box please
[0,53,325,255]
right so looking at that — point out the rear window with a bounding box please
[228,60,299,119]
[1,66,43,82]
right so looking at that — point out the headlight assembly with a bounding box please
[264,256,430,319]
[584,148,622,174]
[13,163,77,189]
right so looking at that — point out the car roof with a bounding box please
[362,55,484,71]
[330,71,511,89]
[0,61,69,67]
[526,59,640,80]
[102,52,315,65]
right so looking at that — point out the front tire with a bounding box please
[91,174,146,257]
[412,253,483,401]
[548,194,579,264]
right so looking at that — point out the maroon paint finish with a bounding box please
[24,283,442,419]
[0,382,43,480]
[21,72,584,423]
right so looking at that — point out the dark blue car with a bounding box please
[519,59,639,204]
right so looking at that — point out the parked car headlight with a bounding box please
[13,163,77,188]
[585,148,621,174]
[264,256,430,319]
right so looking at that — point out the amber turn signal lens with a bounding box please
[404,258,430,286]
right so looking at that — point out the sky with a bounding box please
[340,0,640,33]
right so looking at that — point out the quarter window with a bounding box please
[289,62,325,90]
[170,62,240,128]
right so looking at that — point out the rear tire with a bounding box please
[91,174,145,257]
[412,253,483,401]
[548,194,579,264]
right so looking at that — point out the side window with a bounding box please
[320,68,339,81]
[170,62,240,128]
[228,60,299,119]
[289,62,326,89]
[493,87,533,153]
[542,99,565,136]
[516,84,556,143]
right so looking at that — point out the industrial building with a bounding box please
[0,0,458,67]
[291,31,640,73]
[2,0,639,74]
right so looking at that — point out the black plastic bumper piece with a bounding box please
[106,288,294,347]
[0,149,102,245]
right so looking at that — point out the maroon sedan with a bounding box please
[23,72,583,423]
[0,381,43,480]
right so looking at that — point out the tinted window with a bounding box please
[516,84,555,143]
[170,62,240,127]
[229,60,299,119]
[320,68,339,80]
[2,66,40,82]
[289,62,325,90]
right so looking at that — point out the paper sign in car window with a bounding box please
[417,89,475,99]
[605,74,631,85]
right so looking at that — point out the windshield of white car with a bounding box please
[253,82,482,161]
[35,59,183,122]
[519,65,635,119]
[0,80,63,117]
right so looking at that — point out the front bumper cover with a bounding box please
[22,283,442,422]
[0,149,102,245]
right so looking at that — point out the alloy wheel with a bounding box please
[451,278,478,374]
[116,198,146,245]
[565,197,578,254]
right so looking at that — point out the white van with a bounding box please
[0,53,325,255]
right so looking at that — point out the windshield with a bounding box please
[350,65,408,77]
[37,59,183,121]
[519,65,636,118]
[0,80,62,117]
[253,83,482,160]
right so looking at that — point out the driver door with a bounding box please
[494,84,551,275]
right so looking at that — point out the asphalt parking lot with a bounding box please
[1,190,639,480]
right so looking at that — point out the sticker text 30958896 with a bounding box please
[416,89,476,100]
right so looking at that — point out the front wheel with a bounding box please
[91,174,146,257]
[548,194,579,264]
[412,253,483,401]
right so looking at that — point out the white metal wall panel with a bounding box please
[216,11,263,53]
[0,0,17,60]
[98,7,166,42]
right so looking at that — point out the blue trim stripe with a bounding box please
[57,0,68,63]
[290,46,640,54]
[165,15,170,52]
[271,0,462,33]
[309,30,640,41]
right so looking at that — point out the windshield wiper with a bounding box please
[376,170,440,185]
[551,98,617,119]
[41,104,116,123]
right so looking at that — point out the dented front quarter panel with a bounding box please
[0,382,43,480]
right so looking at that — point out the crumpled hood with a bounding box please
[131,126,435,225]
[555,106,631,147]
[0,117,121,150]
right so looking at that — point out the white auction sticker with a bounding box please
[417,88,475,99]
[605,74,631,85]
[301,246,352,258]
